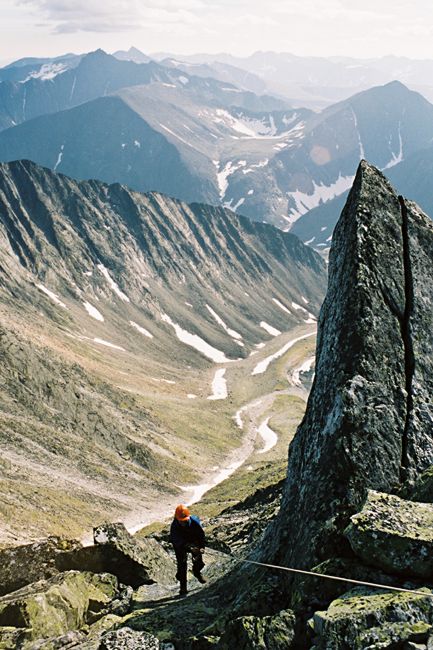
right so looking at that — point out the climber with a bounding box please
[169,504,206,596]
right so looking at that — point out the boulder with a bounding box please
[99,627,160,649]
[56,523,175,588]
[265,161,433,575]
[218,610,296,649]
[0,571,119,642]
[0,536,81,597]
[311,587,433,649]
[345,491,433,578]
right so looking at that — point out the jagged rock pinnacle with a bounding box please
[267,160,433,574]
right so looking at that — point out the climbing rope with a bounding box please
[225,556,433,599]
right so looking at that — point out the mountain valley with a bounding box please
[0,159,325,545]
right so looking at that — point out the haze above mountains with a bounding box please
[1,46,433,256]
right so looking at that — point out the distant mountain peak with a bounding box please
[128,46,146,56]
[84,48,110,60]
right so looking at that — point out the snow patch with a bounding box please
[232,197,245,211]
[257,417,278,454]
[287,173,354,225]
[252,331,316,376]
[214,160,246,200]
[234,407,245,429]
[351,107,365,159]
[260,321,281,337]
[98,264,130,302]
[161,313,234,363]
[130,321,153,338]
[291,356,315,386]
[53,144,64,172]
[83,301,104,321]
[206,305,242,340]
[36,284,67,308]
[382,121,404,170]
[180,458,245,505]
[23,63,68,82]
[159,124,197,150]
[272,298,291,315]
[207,368,227,400]
[93,338,125,351]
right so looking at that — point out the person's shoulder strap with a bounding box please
[190,514,201,526]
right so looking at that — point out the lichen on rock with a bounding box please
[0,571,119,642]
[345,490,433,577]
[218,609,296,649]
[311,587,433,649]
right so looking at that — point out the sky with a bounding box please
[2,0,433,64]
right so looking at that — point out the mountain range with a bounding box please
[2,49,433,234]
[151,49,433,109]
[0,158,326,541]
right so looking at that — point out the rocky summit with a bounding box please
[269,160,433,574]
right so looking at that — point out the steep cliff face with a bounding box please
[270,161,433,571]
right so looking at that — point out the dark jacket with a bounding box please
[169,515,206,551]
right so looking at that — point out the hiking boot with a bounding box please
[179,586,187,596]
[194,573,207,584]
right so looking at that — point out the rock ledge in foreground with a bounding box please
[345,490,433,577]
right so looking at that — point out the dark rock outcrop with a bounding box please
[311,587,433,649]
[295,557,418,612]
[403,465,433,504]
[268,161,433,573]
[345,491,433,578]
[56,523,175,588]
[0,536,81,597]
